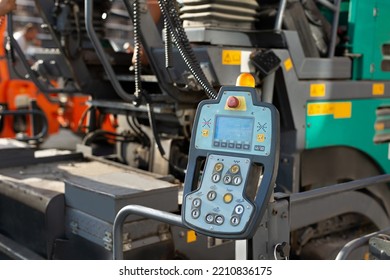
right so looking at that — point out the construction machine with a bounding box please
[0,0,390,260]
[0,16,60,143]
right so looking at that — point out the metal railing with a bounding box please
[112,205,183,260]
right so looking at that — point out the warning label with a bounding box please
[222,50,241,65]
[307,102,352,119]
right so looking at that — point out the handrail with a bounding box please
[290,174,390,204]
[336,227,390,260]
[112,204,183,260]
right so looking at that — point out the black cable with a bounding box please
[132,0,166,157]
[157,0,217,99]
[131,116,150,147]
[126,114,150,147]
[146,100,166,157]
[163,156,186,176]
[77,106,93,133]
[82,129,136,146]
[132,0,142,106]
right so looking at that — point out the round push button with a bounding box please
[205,214,214,224]
[232,176,242,186]
[230,216,240,226]
[234,205,245,215]
[227,96,240,108]
[193,198,201,208]
[223,193,233,204]
[223,175,232,184]
[214,163,224,172]
[191,209,200,219]
[207,191,217,201]
[215,215,224,225]
[212,173,221,183]
[230,164,240,174]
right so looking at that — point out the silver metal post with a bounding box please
[316,0,337,11]
[328,0,341,57]
[274,0,288,31]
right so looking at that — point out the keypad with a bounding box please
[184,154,254,234]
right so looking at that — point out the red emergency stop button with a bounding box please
[227,96,240,108]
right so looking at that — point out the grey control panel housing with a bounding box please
[182,86,280,239]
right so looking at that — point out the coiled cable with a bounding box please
[157,0,217,99]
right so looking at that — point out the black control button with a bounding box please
[205,214,214,224]
[234,204,245,215]
[236,143,242,149]
[232,176,242,186]
[254,145,265,151]
[221,142,227,148]
[207,191,217,201]
[243,144,250,150]
[191,209,200,219]
[223,175,232,184]
[213,141,220,147]
[215,215,224,225]
[228,143,235,148]
[212,173,221,183]
[230,215,240,226]
[193,198,201,208]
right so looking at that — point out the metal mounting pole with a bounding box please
[274,0,288,31]
[328,0,341,58]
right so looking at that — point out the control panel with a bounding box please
[182,86,279,239]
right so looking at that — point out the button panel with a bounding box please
[213,140,251,151]
[184,154,254,234]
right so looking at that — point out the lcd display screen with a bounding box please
[214,116,254,143]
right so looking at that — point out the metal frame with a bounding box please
[314,0,342,57]
[84,0,135,103]
[0,233,44,260]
